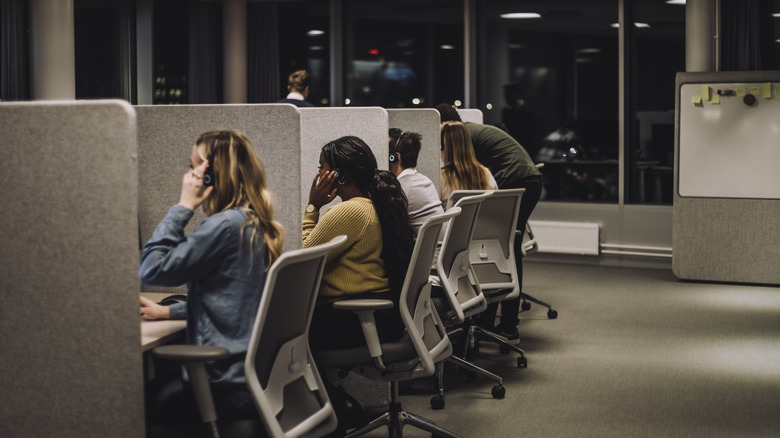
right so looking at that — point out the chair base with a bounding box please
[520,292,558,319]
[346,382,462,438]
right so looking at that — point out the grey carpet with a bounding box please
[360,262,780,437]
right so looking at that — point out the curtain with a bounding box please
[1,0,30,100]
[189,1,221,103]
[247,1,279,103]
[721,0,775,71]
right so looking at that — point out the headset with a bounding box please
[328,144,341,178]
[202,132,222,187]
[389,131,405,163]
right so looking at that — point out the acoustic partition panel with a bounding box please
[387,109,442,196]
[0,100,144,438]
[135,104,302,266]
[674,71,780,285]
[298,107,389,219]
[457,108,484,124]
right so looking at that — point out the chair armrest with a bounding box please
[332,298,394,311]
[331,298,394,368]
[152,345,230,424]
[153,345,230,362]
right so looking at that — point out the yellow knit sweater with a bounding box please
[302,197,390,301]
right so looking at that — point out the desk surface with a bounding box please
[140,293,186,351]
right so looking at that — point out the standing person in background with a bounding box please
[439,121,498,204]
[276,69,315,107]
[388,128,444,234]
[436,103,542,341]
[139,130,285,437]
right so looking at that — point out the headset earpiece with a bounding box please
[203,132,221,187]
[390,131,405,165]
[389,153,397,163]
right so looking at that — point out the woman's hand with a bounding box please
[179,160,214,210]
[140,296,170,319]
[308,169,338,209]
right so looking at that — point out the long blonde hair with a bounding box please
[440,121,489,190]
[196,130,284,266]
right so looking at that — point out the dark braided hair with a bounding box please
[321,136,415,294]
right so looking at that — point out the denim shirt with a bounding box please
[140,205,267,385]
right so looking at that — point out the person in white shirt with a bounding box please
[388,129,444,234]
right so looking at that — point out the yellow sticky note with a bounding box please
[762,83,771,98]
[711,93,720,104]
[691,95,702,104]
[736,88,746,97]
[774,84,780,99]
[750,86,760,96]
[701,85,710,101]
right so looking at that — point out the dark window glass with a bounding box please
[343,0,463,108]
[277,1,330,106]
[153,0,190,104]
[628,1,684,204]
[479,0,618,202]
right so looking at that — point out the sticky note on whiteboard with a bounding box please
[762,83,771,98]
[711,93,720,104]
[701,85,710,100]
[774,84,780,99]
[736,88,746,97]
[691,95,702,104]
[750,86,760,96]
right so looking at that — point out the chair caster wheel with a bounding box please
[430,395,445,410]
[521,301,531,311]
[492,385,506,398]
[499,345,510,354]
[518,356,527,368]
[466,371,477,382]
[547,309,558,319]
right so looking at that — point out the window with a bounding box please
[277,1,330,106]
[343,0,463,108]
[479,0,619,202]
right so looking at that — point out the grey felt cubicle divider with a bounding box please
[0,100,144,437]
[387,109,442,197]
[457,108,484,124]
[298,107,389,218]
[135,104,303,292]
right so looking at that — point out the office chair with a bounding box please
[519,222,558,319]
[447,189,529,367]
[313,209,463,438]
[431,191,507,407]
[153,235,346,438]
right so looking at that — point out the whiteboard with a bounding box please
[678,81,780,199]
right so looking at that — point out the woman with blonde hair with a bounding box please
[140,129,284,434]
[440,121,498,203]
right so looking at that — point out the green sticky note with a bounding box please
[750,86,760,96]
[701,85,710,101]
[736,88,746,97]
[711,93,720,104]
[691,95,702,104]
[762,83,771,98]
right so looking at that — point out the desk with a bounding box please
[140,293,186,380]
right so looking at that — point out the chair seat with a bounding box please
[314,333,418,370]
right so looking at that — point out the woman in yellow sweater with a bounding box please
[303,136,415,351]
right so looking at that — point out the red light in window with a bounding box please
[369,49,379,55]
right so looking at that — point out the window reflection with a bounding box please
[479,0,618,202]
[277,1,330,106]
[344,0,463,108]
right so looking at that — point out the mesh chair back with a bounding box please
[244,235,346,438]
[400,208,461,374]
[449,189,524,295]
[436,191,492,324]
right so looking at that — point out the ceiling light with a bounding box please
[666,0,686,5]
[440,45,455,50]
[500,12,541,19]
[306,30,325,36]
[635,22,651,28]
